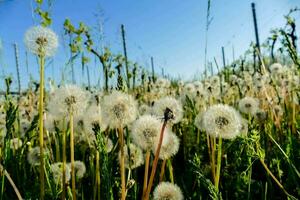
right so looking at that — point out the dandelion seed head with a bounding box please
[119,143,144,169]
[67,161,86,179]
[202,104,241,139]
[153,131,180,160]
[24,26,58,57]
[48,85,89,116]
[269,63,283,74]
[50,162,71,185]
[102,91,138,129]
[27,146,48,166]
[238,97,259,115]
[131,115,161,151]
[153,182,184,200]
[152,97,183,124]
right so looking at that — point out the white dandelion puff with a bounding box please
[119,143,144,169]
[48,85,89,117]
[67,161,86,179]
[50,162,71,185]
[27,146,49,166]
[152,97,183,124]
[202,104,242,139]
[102,91,138,129]
[153,182,184,200]
[238,97,260,115]
[153,131,180,160]
[24,26,58,57]
[130,115,162,151]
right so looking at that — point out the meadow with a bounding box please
[0,1,300,200]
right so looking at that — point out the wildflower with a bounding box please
[152,97,183,124]
[101,91,138,129]
[153,182,184,200]
[50,162,71,185]
[9,138,23,150]
[182,83,196,99]
[202,104,241,139]
[48,85,89,116]
[238,97,259,115]
[120,143,144,169]
[130,115,162,151]
[67,161,86,179]
[24,26,58,57]
[269,63,283,74]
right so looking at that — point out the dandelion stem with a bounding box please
[167,159,174,183]
[70,113,76,200]
[96,151,101,200]
[159,159,166,182]
[144,121,167,200]
[62,120,67,200]
[210,136,216,182]
[215,137,222,191]
[142,150,150,198]
[38,54,45,200]
[118,127,126,200]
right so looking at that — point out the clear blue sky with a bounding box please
[0,0,299,90]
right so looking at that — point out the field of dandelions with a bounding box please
[1,3,300,200]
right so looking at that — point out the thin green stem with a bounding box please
[215,137,222,191]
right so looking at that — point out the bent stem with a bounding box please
[259,159,296,199]
[142,150,150,198]
[118,127,126,200]
[215,137,222,191]
[144,121,168,200]
[70,113,76,200]
[0,165,22,200]
[38,54,45,200]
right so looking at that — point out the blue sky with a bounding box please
[0,0,299,90]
